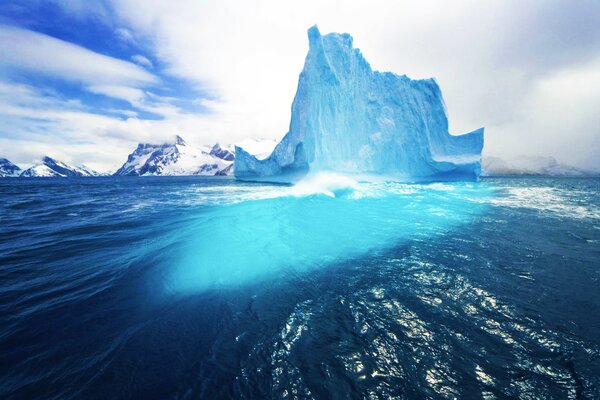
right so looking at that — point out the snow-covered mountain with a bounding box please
[20,156,100,177]
[114,136,231,176]
[0,158,22,177]
[114,135,276,177]
[482,156,596,177]
[209,143,235,161]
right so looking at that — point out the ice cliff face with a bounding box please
[0,158,21,177]
[235,26,484,182]
[20,156,99,177]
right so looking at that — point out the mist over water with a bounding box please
[1,176,599,399]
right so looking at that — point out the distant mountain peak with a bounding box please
[114,135,231,177]
[174,135,187,146]
[209,143,235,161]
[0,157,22,177]
[20,156,99,177]
[114,136,277,177]
[482,155,596,177]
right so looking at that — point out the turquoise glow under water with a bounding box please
[167,175,493,293]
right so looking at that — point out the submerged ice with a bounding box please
[235,26,484,183]
[167,178,492,293]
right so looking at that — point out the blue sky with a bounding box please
[0,0,209,117]
[0,0,214,172]
[0,0,599,172]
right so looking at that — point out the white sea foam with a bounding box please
[490,186,600,220]
[289,172,358,198]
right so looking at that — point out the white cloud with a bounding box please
[87,85,146,103]
[0,24,156,86]
[493,57,600,169]
[115,27,135,44]
[86,85,184,118]
[131,54,153,68]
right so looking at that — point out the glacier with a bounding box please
[234,26,484,183]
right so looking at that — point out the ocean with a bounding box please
[1,176,599,399]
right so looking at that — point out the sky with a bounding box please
[0,0,599,173]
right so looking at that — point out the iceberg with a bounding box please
[234,26,484,182]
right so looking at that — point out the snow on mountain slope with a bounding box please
[209,143,235,161]
[20,164,63,177]
[42,157,100,177]
[114,136,277,177]
[114,135,231,176]
[0,158,21,177]
[20,156,99,177]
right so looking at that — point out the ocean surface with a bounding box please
[0,176,599,399]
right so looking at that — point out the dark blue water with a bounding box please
[1,176,599,399]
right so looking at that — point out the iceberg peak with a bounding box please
[307,25,320,44]
[234,27,484,183]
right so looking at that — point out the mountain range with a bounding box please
[481,156,596,177]
[0,136,276,178]
[0,156,100,177]
[1,138,596,178]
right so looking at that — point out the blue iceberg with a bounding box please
[234,26,484,183]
